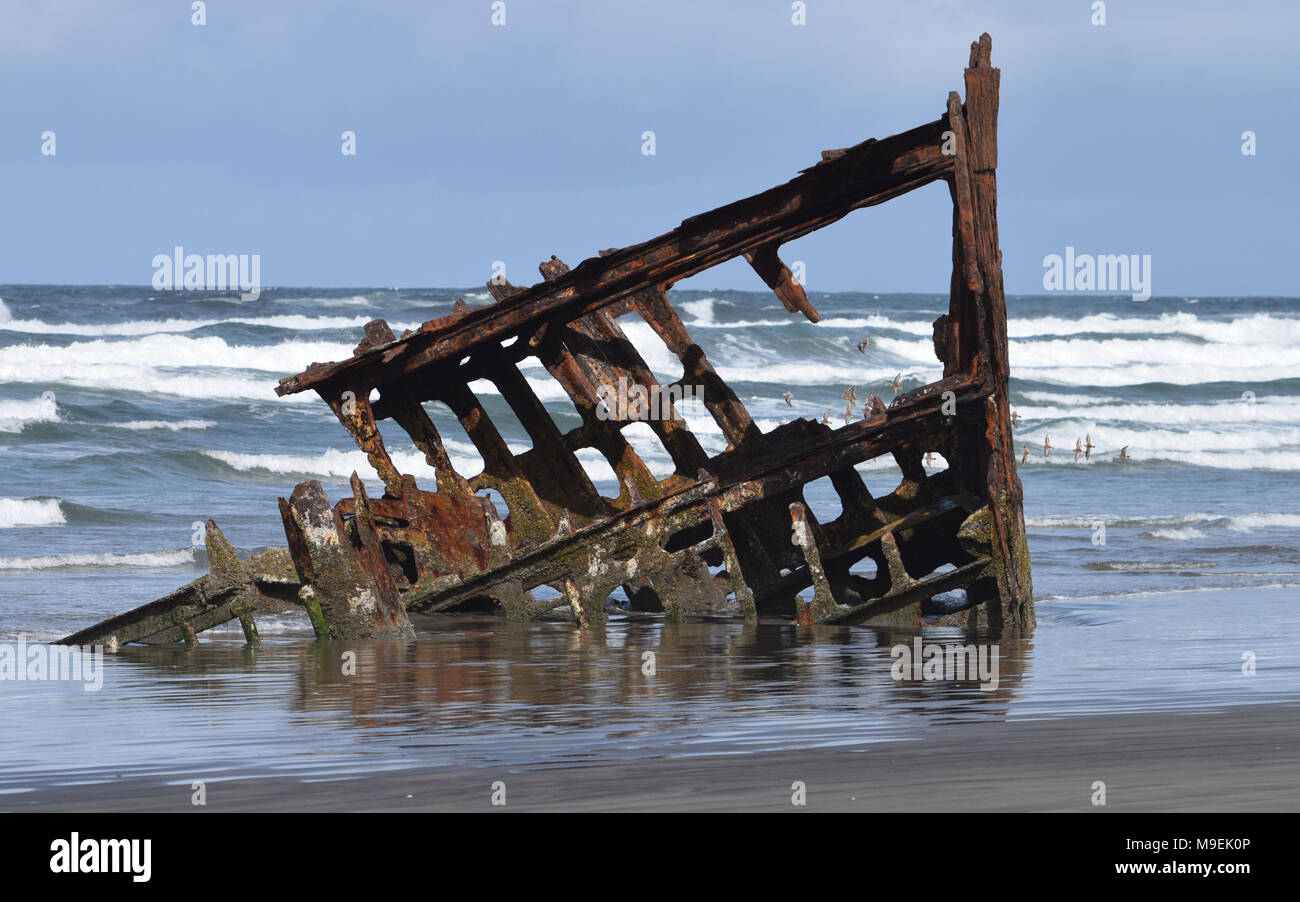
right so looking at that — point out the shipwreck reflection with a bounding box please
[287,617,1032,742]
[105,616,1032,765]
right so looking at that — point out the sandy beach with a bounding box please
[10,703,1296,813]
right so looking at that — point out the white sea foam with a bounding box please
[1006,311,1300,344]
[1018,391,1127,406]
[679,298,722,325]
[1010,335,1300,370]
[1022,448,1300,470]
[203,439,641,486]
[1014,396,1297,426]
[0,498,66,529]
[204,611,313,637]
[0,548,196,571]
[0,335,354,401]
[1226,513,1300,531]
[1027,511,1300,531]
[686,309,1300,345]
[0,334,356,371]
[1143,527,1207,541]
[115,419,215,431]
[1015,420,1300,469]
[273,295,375,309]
[714,360,925,386]
[202,435,524,482]
[815,314,933,333]
[618,320,689,375]
[203,448,443,480]
[0,395,60,433]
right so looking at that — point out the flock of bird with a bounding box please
[1020,430,1129,464]
[785,336,905,427]
[780,333,1133,466]
[1010,411,1125,463]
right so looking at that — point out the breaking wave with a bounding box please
[0,548,197,571]
[0,395,60,433]
[0,498,66,529]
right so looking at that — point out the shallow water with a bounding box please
[1,584,1296,794]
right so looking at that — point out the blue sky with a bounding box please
[2,0,1296,295]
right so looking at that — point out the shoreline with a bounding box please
[9,703,1299,813]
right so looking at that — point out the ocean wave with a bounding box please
[697,331,1300,388]
[1084,560,1218,571]
[0,311,414,337]
[114,419,215,431]
[1027,511,1300,531]
[203,611,313,636]
[198,440,638,484]
[1024,449,1300,470]
[1006,311,1300,344]
[272,295,375,309]
[203,448,442,481]
[0,334,355,371]
[618,321,690,374]
[0,335,348,401]
[1037,581,1300,602]
[815,314,933,333]
[679,298,725,325]
[1009,335,1300,370]
[0,548,196,571]
[1142,527,1207,541]
[1014,424,1300,469]
[0,395,59,433]
[713,359,924,386]
[1027,423,1300,449]
[0,498,65,529]
[1019,391,1130,406]
[679,308,1300,346]
[1226,513,1300,531]
[818,333,1300,381]
[1013,396,1295,426]
[0,335,606,406]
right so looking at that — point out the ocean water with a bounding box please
[2,286,1298,790]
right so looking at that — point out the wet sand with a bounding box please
[13,703,1299,812]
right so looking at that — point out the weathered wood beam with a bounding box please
[277,116,953,398]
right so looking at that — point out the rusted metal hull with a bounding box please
[60,34,1032,647]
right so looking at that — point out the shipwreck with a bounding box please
[61,34,1033,648]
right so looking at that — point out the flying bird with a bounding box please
[1043,435,1053,457]
[1119,446,1129,461]
[857,338,871,353]
[891,373,902,395]
[1085,433,1094,460]
[1011,410,1020,429]
[842,385,858,404]
[924,451,935,467]
[843,404,853,425]
[1022,444,1030,464]
[820,409,831,426]
[1073,438,1083,462]
[783,390,793,407]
